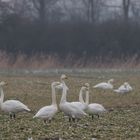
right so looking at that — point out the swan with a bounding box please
[114,82,132,94]
[93,79,114,90]
[85,83,107,119]
[0,81,30,119]
[70,85,88,111]
[33,81,61,123]
[59,82,87,122]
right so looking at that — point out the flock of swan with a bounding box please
[93,79,133,94]
[0,74,108,121]
[0,74,133,139]
[0,75,133,121]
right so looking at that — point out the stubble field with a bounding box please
[0,69,140,140]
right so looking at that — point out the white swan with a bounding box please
[0,81,30,119]
[70,85,88,111]
[114,82,132,94]
[59,82,87,122]
[93,79,114,90]
[33,82,61,123]
[85,83,107,119]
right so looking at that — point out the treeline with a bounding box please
[0,0,140,62]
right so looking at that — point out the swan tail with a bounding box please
[114,89,119,93]
[24,107,31,112]
[81,111,87,116]
[33,115,37,118]
[93,85,97,88]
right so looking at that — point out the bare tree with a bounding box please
[31,0,58,24]
[82,0,104,23]
[122,0,130,22]
[131,0,140,22]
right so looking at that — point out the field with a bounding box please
[0,69,140,140]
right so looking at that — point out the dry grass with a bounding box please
[0,51,140,69]
[0,71,140,139]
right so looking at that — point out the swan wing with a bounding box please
[71,102,86,110]
[60,102,87,118]
[127,84,133,91]
[114,85,129,93]
[88,103,106,113]
[94,82,113,89]
[33,105,57,119]
[2,100,30,112]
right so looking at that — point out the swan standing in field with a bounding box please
[0,81,31,119]
[93,79,114,90]
[33,82,61,123]
[85,83,107,119]
[114,82,133,94]
[59,81,87,122]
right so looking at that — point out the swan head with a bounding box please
[60,74,67,80]
[51,81,61,87]
[0,81,7,86]
[108,79,114,83]
[81,86,88,91]
[124,82,128,85]
[124,82,129,88]
[84,83,90,90]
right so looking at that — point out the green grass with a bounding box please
[0,70,140,140]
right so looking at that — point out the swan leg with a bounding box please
[72,117,75,122]
[48,119,51,123]
[43,120,47,124]
[69,117,72,122]
[9,113,13,119]
[13,113,16,119]
[92,115,94,120]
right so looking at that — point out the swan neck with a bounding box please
[79,88,85,104]
[0,86,4,106]
[60,85,67,103]
[51,85,57,105]
[85,90,89,105]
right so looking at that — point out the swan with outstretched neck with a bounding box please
[33,81,61,123]
[0,81,30,119]
[93,79,114,90]
[84,83,107,119]
[59,77,87,122]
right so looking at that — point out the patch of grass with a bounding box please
[0,71,140,139]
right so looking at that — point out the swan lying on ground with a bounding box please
[33,82,61,123]
[59,78,87,122]
[93,79,114,90]
[114,82,132,94]
[0,81,30,119]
